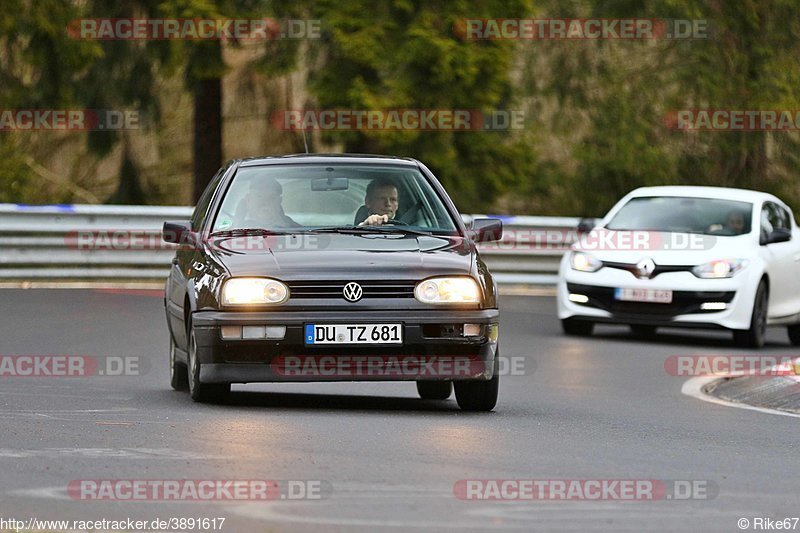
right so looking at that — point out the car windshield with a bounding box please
[210,164,459,235]
[606,196,753,236]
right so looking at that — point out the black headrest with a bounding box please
[353,205,370,225]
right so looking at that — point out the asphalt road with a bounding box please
[0,289,798,532]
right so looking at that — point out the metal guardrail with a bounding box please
[0,204,591,285]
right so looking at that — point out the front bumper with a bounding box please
[192,309,499,383]
[556,264,758,330]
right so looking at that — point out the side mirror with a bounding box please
[761,227,792,245]
[577,218,596,234]
[471,218,503,243]
[163,220,193,245]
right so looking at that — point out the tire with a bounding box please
[787,324,800,346]
[187,319,230,403]
[169,336,188,391]
[630,325,657,338]
[454,355,499,412]
[416,380,452,400]
[733,280,768,349]
[561,318,594,336]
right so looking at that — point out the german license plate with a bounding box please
[305,324,403,345]
[614,288,673,304]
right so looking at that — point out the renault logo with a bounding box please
[635,258,656,279]
[343,282,363,302]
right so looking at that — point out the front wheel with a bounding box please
[733,280,768,348]
[787,324,800,346]
[562,318,594,336]
[416,381,452,400]
[169,336,188,391]
[630,325,657,338]
[454,356,499,412]
[187,321,230,403]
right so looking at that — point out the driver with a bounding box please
[359,177,399,226]
[725,210,746,234]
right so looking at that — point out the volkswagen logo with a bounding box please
[343,282,363,302]
[635,258,656,279]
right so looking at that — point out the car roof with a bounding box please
[626,185,783,204]
[237,153,420,167]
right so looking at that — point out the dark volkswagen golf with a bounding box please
[163,154,502,410]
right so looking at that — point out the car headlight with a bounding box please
[222,278,289,305]
[692,259,749,279]
[570,251,603,273]
[415,277,481,304]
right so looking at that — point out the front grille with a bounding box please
[602,261,694,279]
[567,283,735,318]
[287,280,416,299]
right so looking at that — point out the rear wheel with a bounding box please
[562,318,594,336]
[630,325,657,338]
[169,336,188,391]
[187,320,230,403]
[787,324,800,346]
[416,381,452,400]
[454,355,499,412]
[733,281,768,348]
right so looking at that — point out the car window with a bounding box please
[209,164,458,234]
[774,204,792,230]
[191,167,226,232]
[761,202,791,241]
[760,205,773,240]
[606,196,753,235]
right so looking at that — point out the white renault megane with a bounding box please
[557,186,800,347]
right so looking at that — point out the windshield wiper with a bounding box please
[212,226,437,238]
[606,227,708,235]
[366,226,434,237]
[209,228,291,237]
[307,225,433,237]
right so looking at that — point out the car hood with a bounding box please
[571,231,755,265]
[207,232,474,279]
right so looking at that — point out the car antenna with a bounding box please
[302,127,310,154]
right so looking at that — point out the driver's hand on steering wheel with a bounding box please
[359,214,389,226]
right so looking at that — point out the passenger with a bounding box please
[239,177,299,227]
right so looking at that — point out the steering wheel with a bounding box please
[383,218,409,226]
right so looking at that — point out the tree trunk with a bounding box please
[192,74,222,203]
[107,140,145,205]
